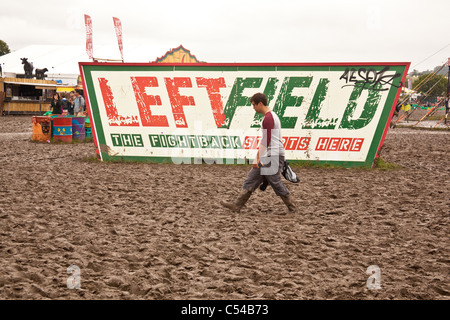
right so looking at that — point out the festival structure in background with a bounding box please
[5,42,409,169]
[0,76,59,115]
[0,52,85,115]
[80,58,409,168]
[27,46,197,144]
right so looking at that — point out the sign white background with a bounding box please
[87,69,395,163]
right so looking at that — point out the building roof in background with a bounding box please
[154,45,201,63]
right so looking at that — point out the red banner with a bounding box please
[84,14,93,60]
[113,17,123,61]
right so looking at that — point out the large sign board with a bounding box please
[79,62,409,167]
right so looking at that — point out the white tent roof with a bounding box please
[0,44,180,76]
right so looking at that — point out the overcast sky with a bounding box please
[1,0,449,72]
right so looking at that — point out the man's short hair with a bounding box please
[251,93,267,106]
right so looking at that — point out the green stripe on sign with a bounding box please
[188,135,199,148]
[149,134,161,147]
[167,135,178,148]
[111,134,122,146]
[147,134,243,149]
[208,136,221,149]
[176,135,189,148]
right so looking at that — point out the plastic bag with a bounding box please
[282,161,300,183]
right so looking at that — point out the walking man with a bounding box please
[220,93,297,214]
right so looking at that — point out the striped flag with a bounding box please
[113,17,124,61]
[84,15,93,60]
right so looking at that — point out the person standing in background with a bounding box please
[68,91,75,115]
[50,92,62,114]
[61,93,71,115]
[73,89,85,116]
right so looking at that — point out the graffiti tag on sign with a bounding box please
[339,66,403,91]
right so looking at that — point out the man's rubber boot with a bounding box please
[220,190,252,213]
[280,194,297,213]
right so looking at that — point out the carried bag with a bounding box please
[282,161,300,183]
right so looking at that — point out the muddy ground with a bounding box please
[0,115,448,300]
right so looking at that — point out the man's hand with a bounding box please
[252,158,263,169]
[252,146,263,169]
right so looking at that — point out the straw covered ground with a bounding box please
[0,115,448,300]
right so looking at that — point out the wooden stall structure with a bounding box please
[0,77,58,115]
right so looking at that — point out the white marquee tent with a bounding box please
[0,44,178,85]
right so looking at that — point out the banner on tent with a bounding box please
[79,62,409,167]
